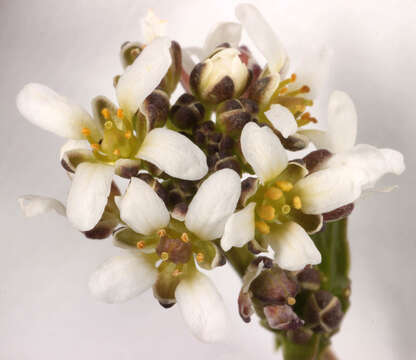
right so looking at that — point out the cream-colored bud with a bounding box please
[190,48,249,104]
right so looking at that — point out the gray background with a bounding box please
[0,0,414,359]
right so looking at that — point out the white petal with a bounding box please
[265,104,298,138]
[326,90,358,153]
[137,128,208,181]
[18,195,66,217]
[241,122,288,183]
[118,178,170,235]
[324,144,405,190]
[66,162,115,231]
[141,9,167,44]
[202,22,242,58]
[221,203,256,251]
[294,167,362,214]
[185,169,241,241]
[89,252,157,304]
[175,272,227,342]
[16,83,101,140]
[235,3,287,74]
[289,46,333,99]
[297,129,331,150]
[267,222,321,271]
[116,37,172,116]
[59,139,91,160]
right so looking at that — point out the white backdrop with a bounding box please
[0,0,415,359]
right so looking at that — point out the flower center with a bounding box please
[81,107,142,163]
[255,180,303,235]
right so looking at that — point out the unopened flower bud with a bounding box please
[304,290,344,333]
[216,98,258,137]
[264,304,304,331]
[250,267,299,305]
[142,89,170,129]
[170,93,205,130]
[296,266,321,291]
[120,41,143,68]
[249,75,280,109]
[213,156,242,175]
[190,47,250,104]
[165,179,198,210]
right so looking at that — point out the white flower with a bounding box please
[89,169,241,342]
[221,122,365,271]
[17,37,208,232]
[141,9,167,44]
[299,90,405,191]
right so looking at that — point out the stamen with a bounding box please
[255,221,270,234]
[281,204,291,215]
[276,181,293,192]
[113,149,120,156]
[278,87,288,95]
[136,241,145,249]
[286,85,310,97]
[265,187,283,201]
[292,196,302,210]
[196,253,204,263]
[157,229,167,238]
[287,297,296,306]
[181,233,190,243]
[117,108,124,119]
[297,112,318,127]
[124,130,132,139]
[104,121,113,130]
[290,73,297,82]
[160,252,169,261]
[81,127,90,136]
[91,143,100,151]
[257,205,275,221]
[101,108,110,120]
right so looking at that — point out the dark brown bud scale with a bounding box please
[142,89,170,129]
[303,290,344,333]
[250,267,299,305]
[170,94,205,130]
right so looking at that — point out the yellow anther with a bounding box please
[91,143,100,151]
[279,87,288,94]
[157,229,167,238]
[104,120,113,130]
[81,127,90,136]
[255,221,270,235]
[160,252,169,261]
[124,130,132,139]
[281,204,291,215]
[287,297,296,306]
[117,108,124,119]
[292,196,302,210]
[101,108,110,120]
[290,73,297,82]
[181,233,190,243]
[265,187,283,201]
[172,269,182,277]
[301,85,310,93]
[276,181,293,192]
[257,205,275,221]
[113,149,120,156]
[136,241,145,249]
[196,253,204,263]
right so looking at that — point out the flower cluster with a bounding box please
[17,4,404,344]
